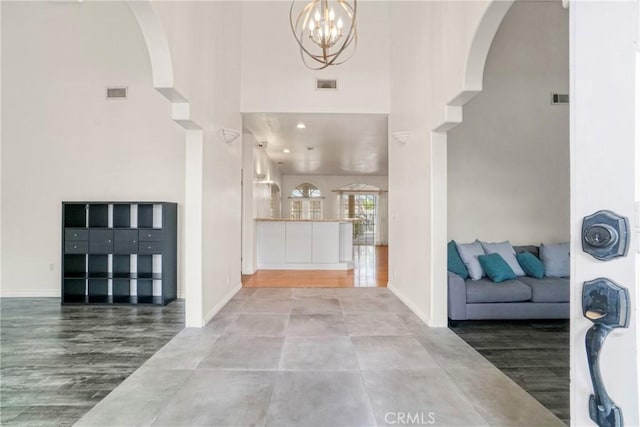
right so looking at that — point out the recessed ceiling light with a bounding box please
[283,148,290,153]
[296,123,306,129]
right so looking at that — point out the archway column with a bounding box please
[128,1,205,327]
[428,1,514,326]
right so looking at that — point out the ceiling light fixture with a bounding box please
[283,148,291,153]
[290,0,358,70]
[296,123,307,129]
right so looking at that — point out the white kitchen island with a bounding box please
[256,219,354,270]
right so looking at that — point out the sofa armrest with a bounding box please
[447,272,467,320]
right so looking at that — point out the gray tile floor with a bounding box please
[77,288,565,427]
[0,298,184,426]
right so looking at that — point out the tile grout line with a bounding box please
[347,302,380,427]
[261,303,291,427]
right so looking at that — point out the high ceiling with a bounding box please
[242,113,388,176]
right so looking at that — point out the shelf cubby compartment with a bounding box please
[138,204,154,229]
[63,279,86,303]
[89,204,109,228]
[113,279,132,303]
[63,254,86,278]
[88,279,109,303]
[113,204,132,228]
[136,279,154,304]
[112,254,132,303]
[87,255,108,278]
[64,204,87,228]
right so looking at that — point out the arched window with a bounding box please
[291,183,322,198]
[290,183,323,220]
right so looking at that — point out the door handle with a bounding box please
[583,278,630,427]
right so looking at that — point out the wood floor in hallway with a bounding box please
[242,245,388,288]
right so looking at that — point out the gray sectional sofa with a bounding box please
[447,246,570,321]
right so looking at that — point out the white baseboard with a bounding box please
[387,282,446,328]
[0,291,60,298]
[202,282,242,326]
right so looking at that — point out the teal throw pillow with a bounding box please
[478,253,516,283]
[516,251,545,279]
[448,240,469,279]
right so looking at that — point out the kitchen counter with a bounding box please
[256,219,353,270]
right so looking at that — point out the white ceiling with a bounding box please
[242,113,388,176]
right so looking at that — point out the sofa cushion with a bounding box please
[466,278,532,303]
[480,241,525,276]
[514,245,539,258]
[456,241,486,280]
[517,276,570,303]
[540,243,570,277]
[516,251,545,279]
[448,241,469,279]
[478,253,516,283]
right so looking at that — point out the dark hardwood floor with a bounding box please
[0,298,184,426]
[450,319,570,425]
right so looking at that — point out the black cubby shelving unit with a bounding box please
[61,202,177,305]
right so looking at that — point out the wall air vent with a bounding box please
[106,87,127,100]
[551,93,569,104]
[316,79,338,90]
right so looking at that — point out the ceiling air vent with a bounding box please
[551,93,569,105]
[316,79,338,90]
[106,87,127,100]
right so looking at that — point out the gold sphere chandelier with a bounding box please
[289,0,358,70]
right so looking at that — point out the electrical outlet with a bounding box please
[49,263,55,271]
[393,269,397,278]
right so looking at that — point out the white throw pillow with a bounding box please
[480,240,526,277]
[455,241,486,281]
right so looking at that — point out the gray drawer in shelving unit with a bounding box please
[114,229,138,254]
[65,228,88,241]
[89,229,113,254]
[65,241,88,254]
[139,229,163,242]
[138,241,163,255]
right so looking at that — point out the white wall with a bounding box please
[281,174,388,219]
[448,1,569,246]
[389,1,492,326]
[253,146,283,220]
[570,1,639,425]
[241,1,390,114]
[242,132,282,274]
[1,2,185,296]
[152,1,244,325]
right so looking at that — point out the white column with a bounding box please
[184,129,204,327]
[430,132,448,327]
